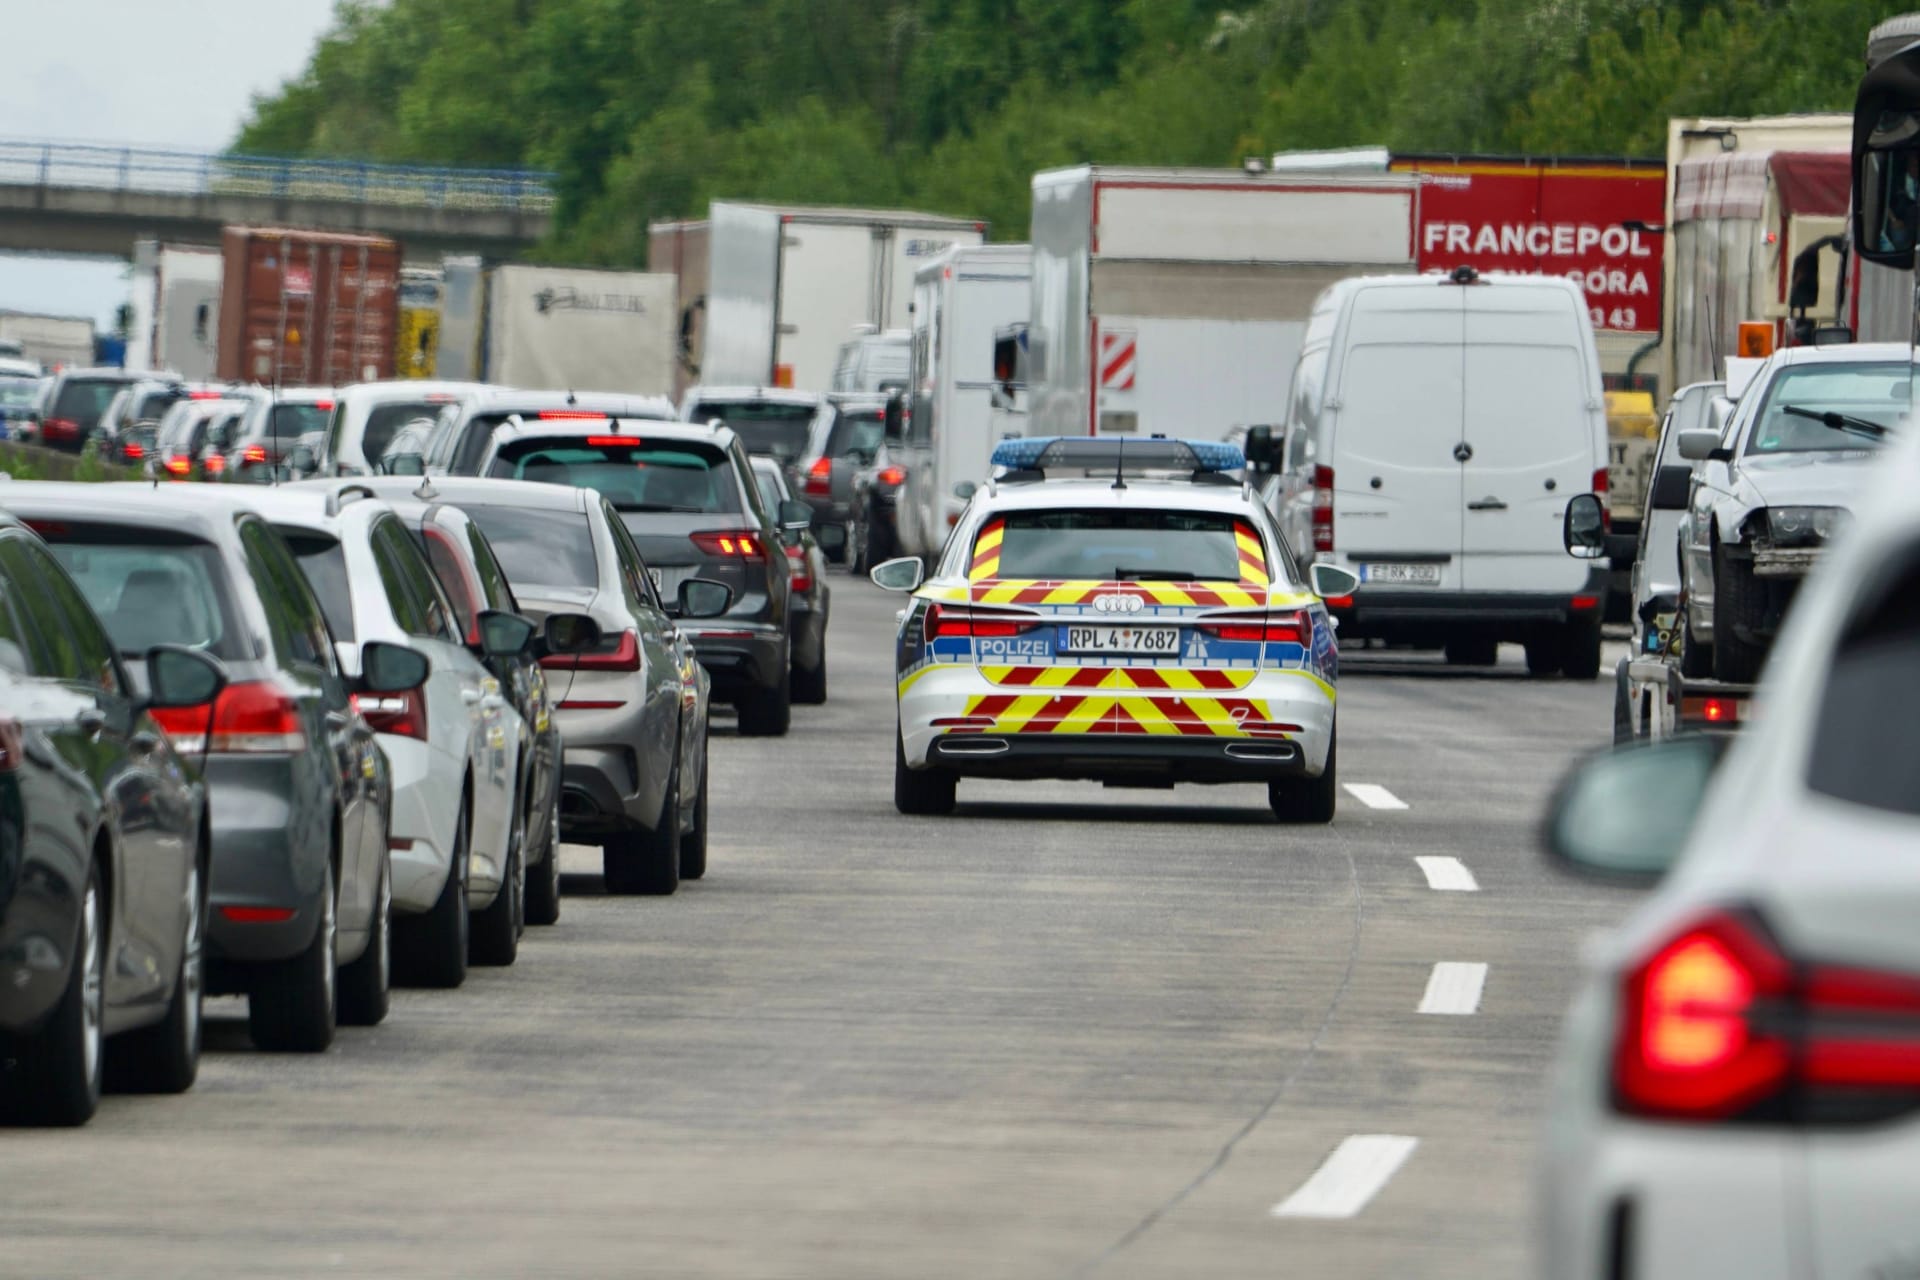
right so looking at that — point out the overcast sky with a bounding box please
[1,0,340,329]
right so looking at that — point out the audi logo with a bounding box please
[1091,593,1145,615]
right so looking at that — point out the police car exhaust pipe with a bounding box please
[1223,742,1297,761]
[935,737,1011,756]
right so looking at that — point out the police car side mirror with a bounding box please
[1307,562,1359,600]
[870,557,924,592]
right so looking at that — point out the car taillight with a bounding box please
[541,629,640,673]
[878,465,905,487]
[1312,465,1334,553]
[43,417,77,440]
[350,687,428,741]
[690,530,766,561]
[1197,611,1309,644]
[785,544,812,593]
[243,445,268,463]
[122,441,145,460]
[204,454,226,474]
[542,411,610,420]
[804,456,832,496]
[924,603,1038,639]
[153,681,308,754]
[164,456,192,477]
[1613,910,1920,1124]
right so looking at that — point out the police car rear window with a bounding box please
[976,510,1265,583]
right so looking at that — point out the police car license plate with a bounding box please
[1361,562,1442,586]
[1063,625,1180,655]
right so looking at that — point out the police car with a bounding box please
[870,437,1358,820]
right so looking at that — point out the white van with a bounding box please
[1278,270,1610,677]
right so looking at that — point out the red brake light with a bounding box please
[542,629,640,673]
[690,530,766,561]
[313,400,335,412]
[164,456,192,476]
[351,687,428,741]
[1571,594,1602,612]
[1312,465,1335,553]
[43,417,78,439]
[804,456,832,496]
[878,465,906,486]
[1198,611,1309,644]
[542,411,612,421]
[204,454,227,474]
[188,390,224,400]
[243,445,268,463]
[585,435,632,447]
[121,441,145,460]
[924,603,1038,640]
[154,681,308,754]
[220,905,296,924]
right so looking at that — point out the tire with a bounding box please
[1270,729,1338,825]
[1561,618,1603,681]
[8,863,107,1125]
[893,729,956,816]
[737,667,792,737]
[1524,632,1565,677]
[337,855,391,1027]
[111,857,204,1093]
[680,747,710,882]
[1711,545,1768,684]
[1612,661,1634,746]
[525,803,561,927]
[249,864,337,1054]
[1444,636,1498,667]
[394,801,470,990]
[603,766,681,896]
[792,653,828,705]
[1679,602,1712,678]
[469,811,523,968]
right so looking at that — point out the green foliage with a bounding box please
[237,0,1880,260]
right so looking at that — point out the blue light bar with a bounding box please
[990,436,1246,476]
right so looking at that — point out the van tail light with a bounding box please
[804,456,832,496]
[152,681,308,754]
[542,629,640,673]
[689,530,766,562]
[924,603,1039,640]
[1312,465,1335,553]
[784,544,812,594]
[1592,467,1612,532]
[350,688,428,741]
[877,465,906,487]
[243,445,268,463]
[1197,611,1309,645]
[1613,909,1920,1125]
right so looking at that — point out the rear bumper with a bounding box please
[205,801,327,969]
[684,624,786,698]
[1333,570,1609,640]
[925,733,1310,785]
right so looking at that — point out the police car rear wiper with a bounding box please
[1113,567,1203,581]
[1781,404,1890,440]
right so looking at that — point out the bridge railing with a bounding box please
[0,139,557,213]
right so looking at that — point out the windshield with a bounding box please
[986,509,1266,582]
[488,437,740,513]
[363,401,451,461]
[269,402,331,439]
[826,409,886,460]
[51,379,124,428]
[463,505,600,590]
[689,401,815,463]
[1747,362,1909,455]
[41,533,246,659]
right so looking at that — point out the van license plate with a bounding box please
[1063,625,1181,655]
[1361,563,1442,586]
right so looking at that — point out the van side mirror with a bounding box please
[1544,737,1727,885]
[381,452,425,476]
[1307,562,1358,600]
[1562,493,1607,558]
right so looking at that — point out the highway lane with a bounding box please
[0,579,1641,1278]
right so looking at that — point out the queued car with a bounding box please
[0,375,44,443]
[226,388,336,482]
[407,477,726,895]
[416,389,676,477]
[1674,343,1904,682]
[10,485,407,1050]
[151,397,257,480]
[37,368,139,453]
[848,440,908,575]
[791,394,888,563]
[0,514,223,1125]
[678,386,825,470]
[871,436,1356,820]
[749,455,830,704]
[1538,415,1920,1280]
[233,485,533,983]
[476,416,812,736]
[320,381,493,477]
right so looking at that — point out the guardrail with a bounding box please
[0,139,557,214]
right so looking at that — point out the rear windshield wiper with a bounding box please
[1780,404,1890,441]
[1113,567,1204,581]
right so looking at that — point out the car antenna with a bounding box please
[566,389,577,406]
[1112,436,1127,491]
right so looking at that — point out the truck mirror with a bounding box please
[1244,425,1276,468]
[1854,138,1920,270]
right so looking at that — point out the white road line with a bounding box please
[1342,783,1409,811]
[1271,1134,1420,1220]
[1418,962,1488,1015]
[1415,856,1479,892]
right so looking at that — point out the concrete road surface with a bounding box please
[1,579,1640,1278]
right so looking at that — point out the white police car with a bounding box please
[870,436,1358,819]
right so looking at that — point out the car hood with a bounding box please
[1736,449,1882,509]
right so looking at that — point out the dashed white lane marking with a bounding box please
[1418,962,1488,1015]
[1342,783,1409,811]
[1271,1134,1420,1219]
[1415,856,1479,892]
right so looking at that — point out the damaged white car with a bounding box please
[1675,343,1905,682]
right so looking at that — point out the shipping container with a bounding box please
[647,218,710,399]
[1027,165,1418,441]
[216,227,402,386]
[126,241,223,379]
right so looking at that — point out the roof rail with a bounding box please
[325,483,377,517]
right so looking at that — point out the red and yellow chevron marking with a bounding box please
[1234,522,1270,587]
[968,519,1005,581]
[979,665,1255,691]
[955,692,1282,737]
[969,580,1265,609]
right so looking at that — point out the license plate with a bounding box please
[1360,562,1442,586]
[1063,625,1181,655]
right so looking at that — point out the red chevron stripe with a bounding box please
[969,695,1019,720]
[1192,669,1237,690]
[1125,667,1168,688]
[1023,695,1087,732]
[1068,667,1108,687]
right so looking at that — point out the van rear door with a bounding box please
[1457,285,1598,594]
[1328,285,1465,589]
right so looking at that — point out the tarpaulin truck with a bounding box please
[0,311,94,370]
[667,202,986,394]
[434,261,676,396]
[126,241,223,379]
[1026,165,1418,440]
[216,227,401,386]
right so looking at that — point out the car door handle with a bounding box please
[1467,497,1509,511]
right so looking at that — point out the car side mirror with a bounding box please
[144,645,227,710]
[777,498,813,532]
[1543,737,1728,886]
[952,480,977,500]
[1674,429,1725,463]
[1562,493,1607,558]
[870,556,924,592]
[476,609,537,659]
[1243,424,1277,469]
[677,577,733,619]
[1648,464,1693,512]
[1307,562,1359,600]
[541,612,602,655]
[357,640,430,694]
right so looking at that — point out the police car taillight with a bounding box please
[1197,611,1308,644]
[925,603,1039,639]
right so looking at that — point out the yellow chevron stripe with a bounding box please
[1185,697,1245,736]
[1042,583,1089,605]
[1146,583,1195,607]
[975,525,1004,554]
[1234,530,1263,557]
[920,584,971,603]
[1116,697,1183,736]
[1214,586,1260,608]
[1158,668,1205,691]
[1053,696,1113,732]
[977,583,1027,604]
[969,556,999,582]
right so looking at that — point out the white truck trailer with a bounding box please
[0,310,94,371]
[696,202,986,393]
[1026,165,1419,440]
[433,262,678,396]
[125,241,223,379]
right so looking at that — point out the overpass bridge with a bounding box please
[0,139,556,262]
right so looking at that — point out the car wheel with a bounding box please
[525,805,562,927]
[894,729,956,816]
[469,814,522,968]
[1711,544,1768,683]
[1561,618,1603,681]
[791,654,828,705]
[8,862,107,1125]
[1444,636,1498,667]
[112,856,204,1092]
[1270,729,1338,824]
[394,800,470,990]
[249,863,337,1053]
[603,766,680,896]
[681,746,710,882]
[737,667,792,737]
[1612,660,1634,746]
[1523,632,1564,677]
[337,855,391,1027]
[1679,601,1713,678]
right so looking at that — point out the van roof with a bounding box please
[1331,271,1591,305]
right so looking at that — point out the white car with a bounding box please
[1539,420,1920,1278]
[320,380,495,477]
[229,484,530,985]
[871,436,1356,821]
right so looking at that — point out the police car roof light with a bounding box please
[990,436,1245,479]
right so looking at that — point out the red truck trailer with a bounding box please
[217,227,402,386]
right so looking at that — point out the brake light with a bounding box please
[220,906,296,924]
[314,400,335,412]
[164,456,192,477]
[1571,594,1602,612]
[543,411,611,421]
[1592,467,1612,533]
[152,681,308,754]
[350,687,428,741]
[43,417,77,440]
[804,456,832,496]
[243,445,268,463]
[1198,611,1309,644]
[878,465,905,486]
[542,629,640,673]
[122,441,144,460]
[785,544,812,593]
[585,436,632,447]
[1312,465,1335,553]
[204,454,226,475]
[188,389,223,400]
[690,530,765,561]
[924,603,1038,639]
